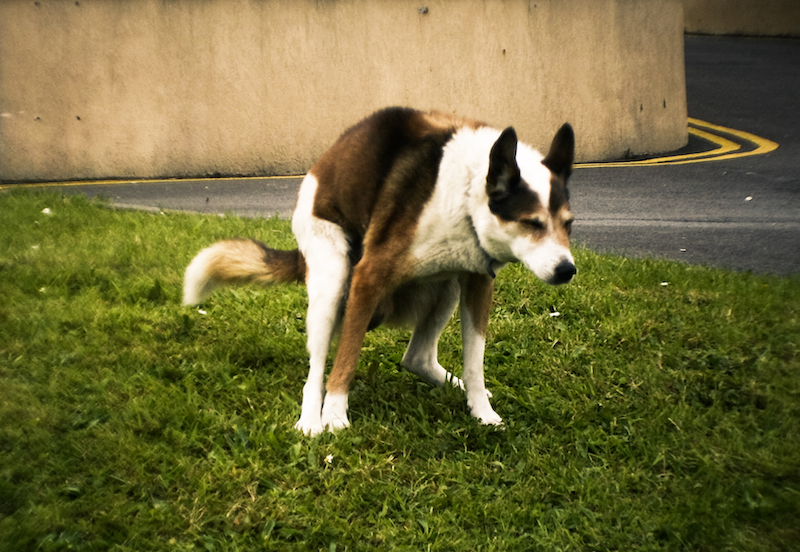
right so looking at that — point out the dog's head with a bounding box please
[478,123,576,285]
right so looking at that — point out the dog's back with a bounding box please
[308,107,479,255]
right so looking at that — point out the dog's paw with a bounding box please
[296,393,324,436]
[323,415,350,433]
[295,417,324,437]
[477,408,503,427]
[468,394,503,427]
[320,392,350,433]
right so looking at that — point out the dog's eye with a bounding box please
[564,218,575,234]
[522,218,546,230]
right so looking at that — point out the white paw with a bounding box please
[476,408,503,426]
[468,393,502,426]
[320,392,350,433]
[294,417,323,437]
[323,415,350,432]
[296,386,324,436]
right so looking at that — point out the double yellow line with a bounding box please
[576,118,779,168]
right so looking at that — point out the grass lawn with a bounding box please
[1,191,799,551]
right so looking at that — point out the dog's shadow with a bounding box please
[345,363,513,455]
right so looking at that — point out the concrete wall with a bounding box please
[684,0,800,37]
[0,0,687,183]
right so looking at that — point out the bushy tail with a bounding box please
[182,239,306,306]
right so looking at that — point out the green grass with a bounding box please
[1,190,799,551]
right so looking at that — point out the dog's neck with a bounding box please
[466,215,502,279]
[486,258,505,279]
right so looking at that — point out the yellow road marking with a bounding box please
[577,122,741,168]
[0,174,296,191]
[576,118,778,168]
[685,117,779,161]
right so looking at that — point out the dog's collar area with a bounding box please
[486,258,509,279]
[466,215,501,279]
[486,258,499,279]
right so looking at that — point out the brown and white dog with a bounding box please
[183,107,576,436]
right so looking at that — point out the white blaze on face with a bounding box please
[482,145,575,285]
[512,234,575,284]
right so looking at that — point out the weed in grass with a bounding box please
[1,191,799,551]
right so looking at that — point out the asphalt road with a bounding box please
[568,36,800,276]
[7,36,799,276]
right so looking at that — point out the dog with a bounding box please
[183,107,576,436]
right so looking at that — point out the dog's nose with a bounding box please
[552,260,576,284]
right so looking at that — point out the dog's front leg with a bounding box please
[460,273,503,426]
[320,263,387,432]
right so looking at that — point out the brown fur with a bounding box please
[205,239,305,286]
[461,273,495,336]
[308,108,480,394]
[310,108,470,243]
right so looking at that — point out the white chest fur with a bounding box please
[408,128,501,279]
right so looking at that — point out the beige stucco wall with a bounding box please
[684,0,800,36]
[0,0,687,183]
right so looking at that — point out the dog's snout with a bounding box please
[552,260,576,285]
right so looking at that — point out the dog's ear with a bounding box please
[486,127,521,201]
[542,123,574,183]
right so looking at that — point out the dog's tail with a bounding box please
[182,239,306,306]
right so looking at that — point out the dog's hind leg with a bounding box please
[295,257,350,436]
[294,235,351,436]
[400,279,465,390]
[292,177,353,436]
